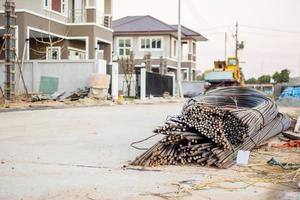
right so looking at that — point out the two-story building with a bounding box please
[112,15,207,80]
[0,0,113,62]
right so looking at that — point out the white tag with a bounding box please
[236,150,250,166]
[294,116,300,133]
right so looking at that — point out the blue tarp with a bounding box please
[280,86,300,99]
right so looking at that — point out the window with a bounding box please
[118,38,132,56]
[62,0,67,14]
[44,0,68,15]
[173,40,177,57]
[193,42,196,55]
[44,0,50,8]
[140,38,162,50]
[228,58,237,66]
[182,42,189,61]
[46,47,61,60]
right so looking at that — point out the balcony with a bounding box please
[68,9,112,28]
[96,12,112,28]
[69,9,87,23]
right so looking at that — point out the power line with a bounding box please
[196,25,233,32]
[240,24,300,35]
[239,30,300,39]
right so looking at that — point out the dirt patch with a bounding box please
[139,147,300,200]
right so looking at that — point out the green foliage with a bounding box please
[257,75,271,84]
[272,69,290,83]
[197,74,205,81]
[245,77,257,84]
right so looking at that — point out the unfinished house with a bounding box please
[112,15,207,80]
[0,0,113,62]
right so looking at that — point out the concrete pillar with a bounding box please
[111,62,119,100]
[89,36,95,59]
[140,68,146,100]
[96,60,107,74]
[86,8,96,23]
[32,61,40,93]
[104,0,112,14]
[104,44,112,63]
[171,74,176,96]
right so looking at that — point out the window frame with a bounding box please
[44,0,68,17]
[192,41,196,55]
[171,38,177,58]
[117,37,133,57]
[46,46,61,60]
[139,37,163,51]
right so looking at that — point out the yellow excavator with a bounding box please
[204,57,245,91]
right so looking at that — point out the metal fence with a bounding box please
[146,72,173,97]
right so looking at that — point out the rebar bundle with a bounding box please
[131,87,291,168]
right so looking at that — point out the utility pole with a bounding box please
[225,32,227,60]
[235,22,239,58]
[177,0,183,98]
[3,0,17,100]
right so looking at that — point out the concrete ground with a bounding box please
[0,103,299,200]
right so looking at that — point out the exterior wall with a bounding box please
[0,0,112,24]
[29,39,86,60]
[114,34,197,81]
[0,11,113,60]
[113,35,171,59]
[0,60,103,94]
[0,0,72,23]
[170,36,197,63]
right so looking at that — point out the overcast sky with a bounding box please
[113,0,300,79]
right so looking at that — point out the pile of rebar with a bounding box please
[131,87,291,168]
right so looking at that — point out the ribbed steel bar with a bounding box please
[131,86,291,168]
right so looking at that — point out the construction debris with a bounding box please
[295,116,300,133]
[88,74,110,100]
[267,157,300,170]
[271,140,300,148]
[131,87,291,168]
[282,131,300,140]
[66,88,89,101]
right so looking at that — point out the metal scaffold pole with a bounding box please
[3,0,17,100]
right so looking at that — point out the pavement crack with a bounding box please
[25,161,112,169]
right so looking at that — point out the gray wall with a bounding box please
[0,60,99,95]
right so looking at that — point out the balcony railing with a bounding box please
[68,9,112,29]
[69,9,87,23]
[97,12,112,28]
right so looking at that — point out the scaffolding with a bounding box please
[3,0,17,100]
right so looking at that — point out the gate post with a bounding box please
[111,62,119,101]
[140,68,146,100]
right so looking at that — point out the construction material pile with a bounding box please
[131,87,291,168]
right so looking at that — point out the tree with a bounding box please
[272,69,290,83]
[245,77,257,84]
[119,52,135,97]
[30,16,69,59]
[257,75,271,84]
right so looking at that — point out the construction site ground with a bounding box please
[0,103,299,200]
